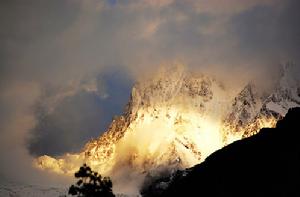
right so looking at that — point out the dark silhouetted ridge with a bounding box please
[142,107,300,197]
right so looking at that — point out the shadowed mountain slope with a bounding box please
[143,107,300,197]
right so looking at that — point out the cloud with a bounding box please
[189,0,279,16]
[28,69,133,156]
[231,0,300,63]
[0,0,299,187]
[0,81,71,186]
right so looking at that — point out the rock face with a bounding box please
[144,107,300,197]
[36,66,231,175]
[223,63,300,139]
[35,64,300,194]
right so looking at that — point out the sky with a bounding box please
[0,0,300,185]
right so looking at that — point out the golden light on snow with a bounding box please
[35,106,277,176]
[34,65,281,194]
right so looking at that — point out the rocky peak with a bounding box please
[35,63,300,195]
[223,63,300,139]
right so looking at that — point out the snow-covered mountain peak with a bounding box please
[34,63,300,195]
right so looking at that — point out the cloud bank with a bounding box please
[0,0,299,185]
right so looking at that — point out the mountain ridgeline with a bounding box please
[141,107,300,197]
[35,64,300,195]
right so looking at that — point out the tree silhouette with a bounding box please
[68,164,115,197]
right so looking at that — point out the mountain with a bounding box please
[36,65,231,175]
[35,64,300,194]
[143,107,300,197]
[223,63,300,139]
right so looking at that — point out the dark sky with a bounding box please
[0,0,299,184]
[28,69,133,156]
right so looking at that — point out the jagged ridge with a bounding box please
[35,64,300,195]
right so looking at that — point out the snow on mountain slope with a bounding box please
[223,63,300,139]
[34,63,300,195]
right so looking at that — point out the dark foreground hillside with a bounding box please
[143,107,300,197]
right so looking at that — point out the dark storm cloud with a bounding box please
[29,91,105,156]
[28,70,133,156]
[0,0,81,83]
[230,0,300,64]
